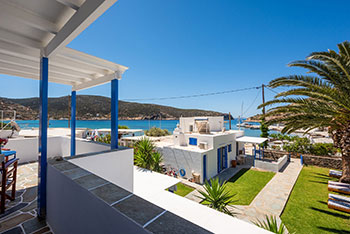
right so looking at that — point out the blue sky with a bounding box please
[1,0,350,117]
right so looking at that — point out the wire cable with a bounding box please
[265,86,279,94]
[123,86,261,101]
[242,88,261,116]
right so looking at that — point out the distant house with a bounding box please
[157,116,246,184]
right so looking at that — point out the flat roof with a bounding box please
[236,136,268,144]
[93,129,143,133]
[0,0,128,91]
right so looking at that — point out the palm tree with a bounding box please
[259,41,350,183]
[134,137,163,172]
[197,178,236,216]
[254,215,287,234]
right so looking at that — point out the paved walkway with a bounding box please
[0,162,53,234]
[233,159,303,224]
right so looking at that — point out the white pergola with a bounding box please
[0,0,126,218]
[0,0,128,90]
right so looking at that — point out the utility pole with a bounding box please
[229,112,231,129]
[262,84,265,116]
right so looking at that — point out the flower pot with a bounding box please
[231,160,237,168]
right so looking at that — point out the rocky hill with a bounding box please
[0,95,231,120]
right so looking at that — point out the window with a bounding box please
[189,137,197,145]
[189,125,193,132]
[228,144,232,152]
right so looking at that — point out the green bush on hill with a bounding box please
[144,127,170,137]
[95,125,129,144]
[270,133,337,156]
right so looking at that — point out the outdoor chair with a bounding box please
[0,154,19,214]
[328,193,350,213]
[328,181,350,195]
[329,169,342,179]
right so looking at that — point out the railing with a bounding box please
[0,110,16,132]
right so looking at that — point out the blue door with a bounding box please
[224,146,228,169]
[217,148,221,173]
[203,155,207,182]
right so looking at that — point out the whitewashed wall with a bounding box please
[179,116,224,133]
[69,149,134,192]
[205,149,217,181]
[6,136,110,164]
[159,146,205,183]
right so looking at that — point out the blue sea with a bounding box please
[10,119,277,137]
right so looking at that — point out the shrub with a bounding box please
[134,137,163,172]
[144,127,170,137]
[273,133,336,156]
[309,143,337,156]
[96,134,111,144]
[254,215,287,234]
[118,125,129,129]
[197,178,236,216]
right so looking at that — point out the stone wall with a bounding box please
[263,149,342,170]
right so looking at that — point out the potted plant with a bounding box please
[0,138,8,154]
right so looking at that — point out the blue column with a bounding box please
[38,57,48,219]
[70,91,76,156]
[111,79,118,149]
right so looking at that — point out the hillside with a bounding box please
[0,95,230,120]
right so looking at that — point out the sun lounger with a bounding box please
[328,181,350,187]
[328,181,350,195]
[329,169,342,179]
[328,199,350,213]
[329,193,350,204]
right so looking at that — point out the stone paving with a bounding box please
[0,162,52,234]
[233,159,302,224]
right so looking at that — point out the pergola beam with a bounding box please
[60,47,128,72]
[55,0,82,11]
[0,61,87,83]
[0,2,59,34]
[0,68,75,86]
[72,72,118,91]
[0,53,94,80]
[0,29,42,49]
[44,0,117,57]
[0,40,39,60]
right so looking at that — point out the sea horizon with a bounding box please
[6,119,272,138]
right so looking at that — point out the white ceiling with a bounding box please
[0,0,128,90]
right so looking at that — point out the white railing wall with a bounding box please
[6,136,111,164]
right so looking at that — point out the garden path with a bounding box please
[234,159,302,224]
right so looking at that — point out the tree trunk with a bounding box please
[340,152,350,183]
[331,126,350,183]
[340,123,350,183]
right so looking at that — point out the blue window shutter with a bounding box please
[189,137,197,145]
[228,144,232,152]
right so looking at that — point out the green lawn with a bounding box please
[171,183,195,197]
[226,168,275,205]
[281,166,350,234]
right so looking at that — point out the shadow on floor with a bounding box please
[317,226,350,234]
[308,180,329,185]
[310,207,350,219]
[227,168,249,183]
[278,161,290,173]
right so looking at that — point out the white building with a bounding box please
[157,116,247,184]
